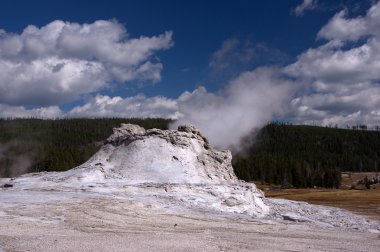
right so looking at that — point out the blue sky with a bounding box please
[1,0,368,97]
[0,0,380,146]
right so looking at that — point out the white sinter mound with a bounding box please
[5,124,269,217]
[1,124,379,232]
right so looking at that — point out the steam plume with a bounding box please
[0,141,36,177]
[171,67,295,151]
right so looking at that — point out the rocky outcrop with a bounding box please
[89,123,238,184]
[72,124,269,216]
[105,123,146,144]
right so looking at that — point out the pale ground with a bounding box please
[0,190,379,252]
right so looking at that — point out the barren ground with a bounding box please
[0,190,379,252]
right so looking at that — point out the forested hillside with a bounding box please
[1,119,379,189]
[0,118,171,177]
[233,124,380,188]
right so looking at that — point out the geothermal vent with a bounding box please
[10,124,269,217]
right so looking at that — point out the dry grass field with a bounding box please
[256,173,380,220]
[265,187,380,220]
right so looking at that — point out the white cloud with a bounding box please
[0,93,180,120]
[288,84,380,126]
[285,39,380,84]
[0,20,173,106]
[0,104,63,119]
[67,94,180,119]
[0,57,107,106]
[293,0,318,17]
[285,1,380,128]
[317,2,380,41]
[172,67,295,150]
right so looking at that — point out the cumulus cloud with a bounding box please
[288,84,380,126]
[286,1,380,128]
[172,67,295,150]
[317,4,380,41]
[293,0,318,17]
[0,20,173,106]
[68,94,180,119]
[285,39,380,84]
[0,104,63,119]
[0,93,180,120]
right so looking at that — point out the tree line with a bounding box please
[1,119,379,189]
[233,123,380,188]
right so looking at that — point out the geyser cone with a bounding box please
[80,124,238,184]
[8,124,270,217]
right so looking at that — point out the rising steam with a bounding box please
[0,141,36,177]
[171,67,295,151]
